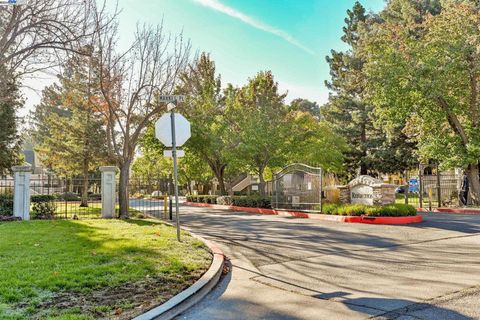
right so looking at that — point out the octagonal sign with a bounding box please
[155,113,191,147]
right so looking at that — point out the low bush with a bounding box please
[231,196,271,208]
[31,195,56,203]
[31,195,56,220]
[55,192,81,201]
[88,193,102,200]
[321,203,339,215]
[131,192,144,199]
[189,195,271,208]
[202,196,218,204]
[217,196,233,205]
[336,204,367,216]
[0,193,14,216]
[322,203,416,217]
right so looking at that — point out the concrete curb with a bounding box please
[418,207,480,215]
[133,229,224,320]
[185,202,423,225]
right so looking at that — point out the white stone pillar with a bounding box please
[12,165,32,221]
[100,166,117,219]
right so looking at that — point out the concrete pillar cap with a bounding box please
[12,165,32,172]
[99,166,117,172]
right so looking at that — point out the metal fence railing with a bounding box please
[30,176,103,219]
[396,172,461,209]
[123,176,169,218]
[0,178,14,216]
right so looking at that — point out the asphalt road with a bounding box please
[166,206,480,320]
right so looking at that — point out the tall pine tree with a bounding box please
[0,67,22,175]
[322,2,417,179]
[32,52,109,206]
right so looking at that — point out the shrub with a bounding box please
[55,192,81,201]
[337,204,366,216]
[0,193,14,216]
[131,192,144,199]
[88,193,102,200]
[31,195,56,220]
[217,196,233,205]
[379,203,417,217]
[325,203,417,217]
[189,195,270,208]
[31,195,56,203]
[321,203,339,215]
[232,196,271,208]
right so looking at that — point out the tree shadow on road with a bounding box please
[411,213,480,234]
[341,296,473,319]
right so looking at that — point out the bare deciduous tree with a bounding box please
[95,20,190,218]
[0,0,113,78]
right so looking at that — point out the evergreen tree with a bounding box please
[32,53,109,206]
[322,1,417,178]
[0,67,22,175]
[322,2,374,178]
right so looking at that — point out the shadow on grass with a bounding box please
[122,218,166,227]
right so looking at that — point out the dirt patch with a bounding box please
[0,215,21,222]
[25,269,207,319]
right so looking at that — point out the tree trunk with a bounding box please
[258,166,266,196]
[118,161,131,219]
[360,121,368,175]
[467,163,480,206]
[212,165,227,195]
[80,168,89,207]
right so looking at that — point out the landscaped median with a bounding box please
[186,195,423,225]
[0,219,213,320]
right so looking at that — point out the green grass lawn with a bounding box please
[0,219,211,320]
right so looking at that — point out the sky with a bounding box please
[22,0,386,115]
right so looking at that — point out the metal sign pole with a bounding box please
[170,106,181,242]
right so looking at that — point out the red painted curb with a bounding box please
[185,202,423,225]
[418,207,480,215]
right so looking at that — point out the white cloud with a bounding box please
[192,0,315,56]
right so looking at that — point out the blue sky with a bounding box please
[117,0,385,104]
[23,0,386,113]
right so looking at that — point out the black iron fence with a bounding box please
[399,173,461,209]
[30,176,103,219]
[124,176,170,218]
[0,178,14,216]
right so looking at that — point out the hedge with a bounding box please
[320,203,416,217]
[186,196,415,216]
[187,195,271,209]
[31,195,56,220]
[0,194,14,216]
[31,195,56,203]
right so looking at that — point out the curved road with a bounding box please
[141,201,480,320]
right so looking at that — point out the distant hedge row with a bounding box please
[0,194,13,216]
[186,195,272,209]
[186,195,416,216]
[320,203,417,217]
